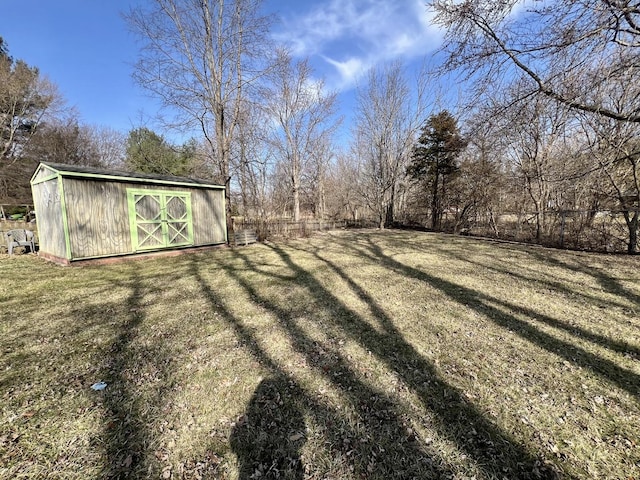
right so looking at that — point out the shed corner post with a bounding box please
[223,187,229,245]
[57,176,73,261]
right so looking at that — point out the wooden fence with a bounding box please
[232,218,376,241]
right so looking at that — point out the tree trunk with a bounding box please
[215,106,233,240]
[384,184,396,228]
[317,175,326,220]
[431,173,440,230]
[292,182,300,222]
[384,202,393,228]
[291,149,301,222]
[625,210,639,253]
[489,209,499,237]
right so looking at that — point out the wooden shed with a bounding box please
[30,162,227,264]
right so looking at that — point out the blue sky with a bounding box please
[1,0,443,140]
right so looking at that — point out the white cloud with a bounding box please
[322,56,367,89]
[273,0,443,91]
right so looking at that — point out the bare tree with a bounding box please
[496,88,573,242]
[231,103,274,218]
[305,135,334,220]
[352,62,427,228]
[0,37,61,203]
[23,117,102,168]
[324,151,363,221]
[431,0,640,123]
[451,110,508,236]
[86,125,126,169]
[126,0,273,233]
[425,0,640,251]
[579,110,640,253]
[263,50,339,222]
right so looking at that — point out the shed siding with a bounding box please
[63,178,131,259]
[192,188,227,245]
[31,178,66,258]
[62,178,226,260]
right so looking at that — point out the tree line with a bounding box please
[1,1,638,252]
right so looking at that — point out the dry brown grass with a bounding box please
[1,230,639,479]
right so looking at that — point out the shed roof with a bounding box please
[34,162,225,190]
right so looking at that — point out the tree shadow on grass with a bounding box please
[230,376,306,480]
[94,267,179,478]
[427,239,634,310]
[0,276,131,394]
[193,242,564,479]
[0,275,157,477]
[98,268,148,477]
[426,243,640,358]
[188,255,454,479]
[528,249,640,310]
[335,234,640,399]
[272,241,566,479]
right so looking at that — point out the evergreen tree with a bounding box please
[408,110,466,229]
[125,127,195,176]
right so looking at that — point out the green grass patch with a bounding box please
[1,230,639,479]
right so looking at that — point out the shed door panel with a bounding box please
[128,189,193,251]
[135,194,164,249]
[165,195,190,246]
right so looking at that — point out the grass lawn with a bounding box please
[1,230,639,479]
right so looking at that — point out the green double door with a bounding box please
[127,189,193,251]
